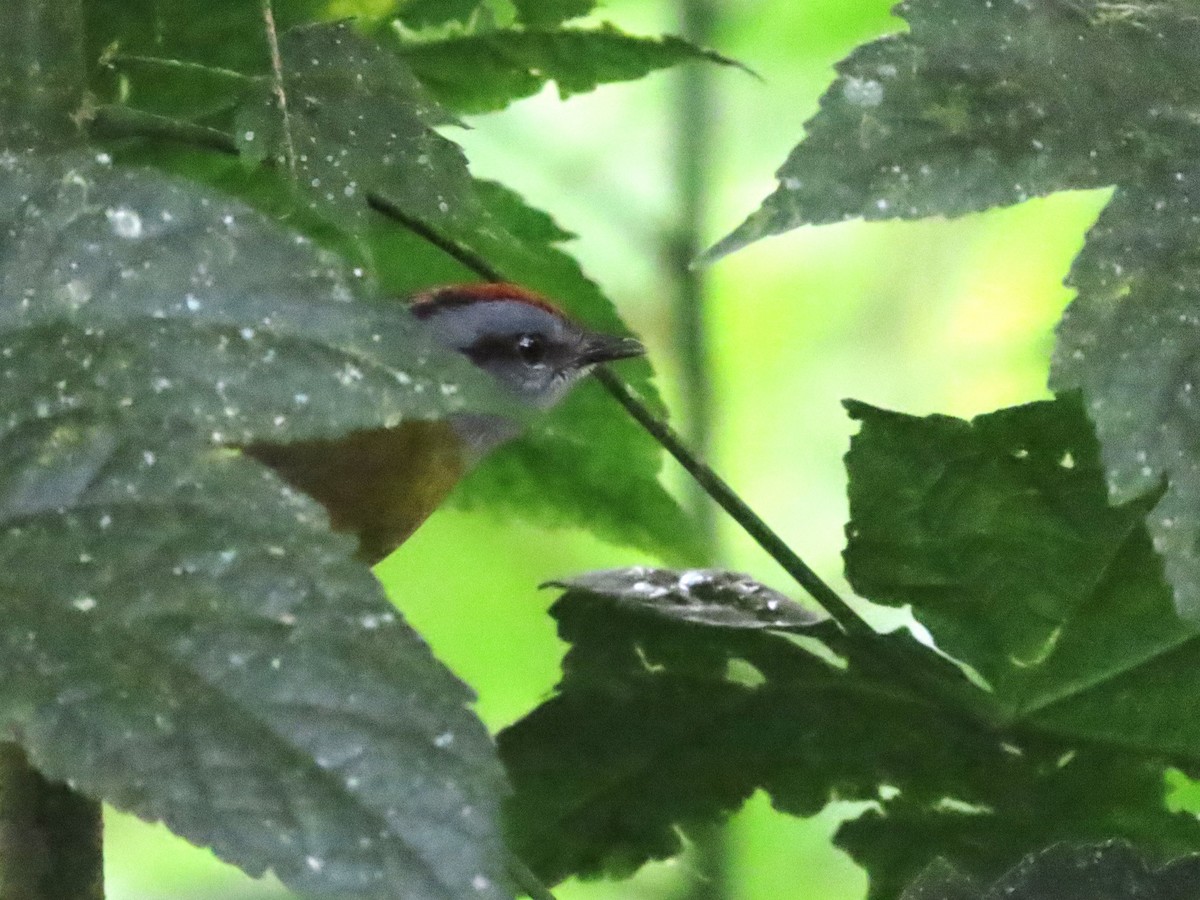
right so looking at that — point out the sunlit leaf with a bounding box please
[0,152,511,900]
[399,25,739,113]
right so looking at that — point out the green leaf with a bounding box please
[843,395,1166,708]
[84,0,324,117]
[400,25,743,114]
[1050,168,1200,621]
[397,0,484,29]
[235,21,475,228]
[705,0,1200,261]
[841,396,1200,894]
[512,0,593,27]
[900,841,1200,900]
[498,566,988,889]
[0,152,511,900]
[505,396,1200,895]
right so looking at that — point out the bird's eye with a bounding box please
[516,333,546,365]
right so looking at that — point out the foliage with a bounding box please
[900,841,1200,900]
[0,0,724,898]
[501,398,1200,898]
[5,0,1200,899]
[708,0,1200,625]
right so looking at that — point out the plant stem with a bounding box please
[0,744,103,900]
[671,0,727,890]
[594,369,875,638]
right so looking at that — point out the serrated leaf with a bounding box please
[841,396,1200,895]
[1050,168,1200,621]
[504,397,1200,896]
[705,0,1200,261]
[843,395,1167,707]
[512,0,593,27]
[842,396,1200,752]
[0,152,512,900]
[235,21,474,228]
[399,25,738,114]
[900,841,1200,900]
[498,568,990,889]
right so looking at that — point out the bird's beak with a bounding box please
[579,333,645,365]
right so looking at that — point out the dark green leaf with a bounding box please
[512,0,593,27]
[0,152,511,900]
[400,25,742,114]
[900,841,1200,900]
[1051,167,1200,621]
[500,573,968,887]
[840,396,1200,894]
[83,0,323,117]
[397,0,484,29]
[843,395,1162,707]
[842,396,1200,750]
[235,21,474,228]
[705,0,1200,261]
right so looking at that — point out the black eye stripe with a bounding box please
[463,333,549,365]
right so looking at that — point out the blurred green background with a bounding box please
[103,0,1109,897]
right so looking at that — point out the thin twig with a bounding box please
[361,196,874,636]
[261,0,297,175]
[366,193,507,282]
[593,368,875,638]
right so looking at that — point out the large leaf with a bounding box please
[235,21,473,228]
[705,0,1200,261]
[1050,169,1200,620]
[841,396,1200,894]
[399,25,739,114]
[503,396,1200,897]
[900,841,1200,900]
[703,0,1200,622]
[0,152,512,900]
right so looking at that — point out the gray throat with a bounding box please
[447,412,525,463]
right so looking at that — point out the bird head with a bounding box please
[410,283,645,409]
